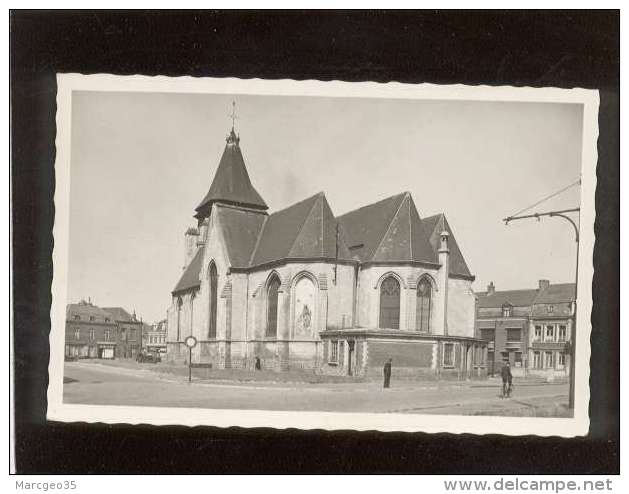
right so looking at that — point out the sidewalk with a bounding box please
[401,394,572,417]
[69,358,568,391]
[68,359,480,390]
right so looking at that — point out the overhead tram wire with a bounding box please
[505,179,581,221]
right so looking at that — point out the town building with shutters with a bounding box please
[475,280,575,378]
[166,125,488,379]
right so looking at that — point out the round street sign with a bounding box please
[185,335,197,348]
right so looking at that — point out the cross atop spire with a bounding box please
[229,100,238,131]
[226,100,240,145]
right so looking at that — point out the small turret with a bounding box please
[438,230,450,336]
[183,227,199,271]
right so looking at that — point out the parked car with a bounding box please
[136,350,161,363]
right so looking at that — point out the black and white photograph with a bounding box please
[10,10,619,477]
[46,75,597,436]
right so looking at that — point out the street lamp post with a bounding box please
[503,207,580,410]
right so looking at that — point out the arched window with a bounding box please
[416,278,432,332]
[266,274,281,337]
[176,297,183,341]
[208,262,218,338]
[293,275,316,338]
[379,275,401,329]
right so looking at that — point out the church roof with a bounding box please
[250,192,352,267]
[195,129,268,218]
[337,192,437,265]
[422,213,473,277]
[216,206,267,268]
[172,246,204,294]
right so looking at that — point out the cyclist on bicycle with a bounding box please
[501,362,513,398]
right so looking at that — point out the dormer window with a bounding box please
[547,305,555,314]
[89,316,95,321]
[73,315,80,320]
[502,304,512,318]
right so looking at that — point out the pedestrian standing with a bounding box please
[501,362,512,398]
[255,356,261,371]
[383,358,392,388]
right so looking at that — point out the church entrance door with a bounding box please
[379,276,401,329]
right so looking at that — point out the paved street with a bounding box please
[63,361,570,416]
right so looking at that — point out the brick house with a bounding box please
[102,307,143,359]
[475,280,575,377]
[65,300,118,359]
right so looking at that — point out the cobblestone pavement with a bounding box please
[63,361,570,416]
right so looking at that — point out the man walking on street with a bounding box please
[383,358,392,389]
[501,362,512,398]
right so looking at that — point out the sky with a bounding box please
[68,91,583,323]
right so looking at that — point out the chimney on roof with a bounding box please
[538,279,550,291]
[487,281,495,296]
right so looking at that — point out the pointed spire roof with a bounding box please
[422,213,473,278]
[195,129,268,219]
[338,192,436,264]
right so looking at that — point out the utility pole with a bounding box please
[503,207,580,410]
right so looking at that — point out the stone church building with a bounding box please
[166,125,488,378]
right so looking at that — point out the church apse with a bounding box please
[167,120,487,378]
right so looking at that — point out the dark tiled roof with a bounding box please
[476,289,539,308]
[195,132,268,217]
[66,302,116,323]
[250,192,352,266]
[101,306,136,322]
[423,213,472,277]
[338,192,436,264]
[534,283,576,304]
[216,206,266,268]
[172,246,204,294]
[338,193,405,262]
[477,283,576,309]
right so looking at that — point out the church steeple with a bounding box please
[194,108,268,220]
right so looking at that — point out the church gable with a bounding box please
[249,193,319,266]
[339,192,436,265]
[338,192,406,261]
[289,193,352,260]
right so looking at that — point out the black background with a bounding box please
[10,10,619,474]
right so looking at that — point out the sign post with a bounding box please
[184,335,197,384]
